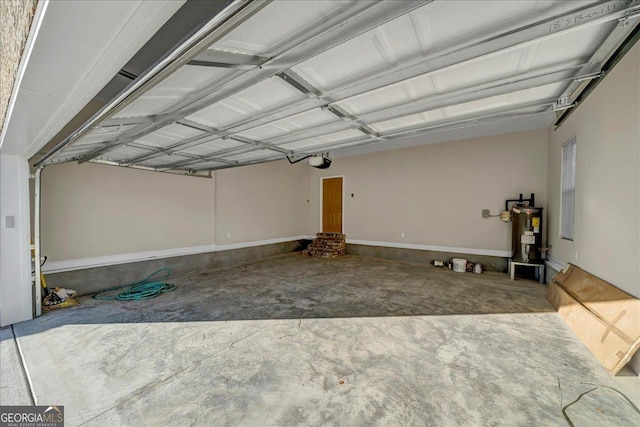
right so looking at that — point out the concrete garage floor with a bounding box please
[2,253,639,426]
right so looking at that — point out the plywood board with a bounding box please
[546,264,640,375]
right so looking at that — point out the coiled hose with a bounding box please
[92,268,177,301]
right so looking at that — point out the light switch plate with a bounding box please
[5,216,15,228]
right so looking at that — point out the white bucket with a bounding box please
[452,258,467,273]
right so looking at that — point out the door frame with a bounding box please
[319,175,345,234]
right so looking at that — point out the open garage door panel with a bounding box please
[36,0,640,176]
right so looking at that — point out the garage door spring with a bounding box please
[92,268,177,301]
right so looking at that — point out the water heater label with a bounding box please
[521,235,535,244]
[532,217,540,227]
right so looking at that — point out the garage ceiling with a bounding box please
[36,0,640,176]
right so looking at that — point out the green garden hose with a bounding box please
[92,268,177,301]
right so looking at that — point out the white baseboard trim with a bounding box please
[42,244,217,274]
[43,236,509,274]
[43,236,311,274]
[346,239,511,258]
[545,254,567,272]
[214,235,311,251]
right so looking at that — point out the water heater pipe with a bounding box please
[505,193,535,211]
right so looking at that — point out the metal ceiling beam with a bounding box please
[163,99,554,173]
[175,152,286,172]
[294,100,556,158]
[358,65,586,124]
[166,153,238,166]
[121,142,240,165]
[151,144,261,170]
[38,0,640,173]
[276,70,322,97]
[324,105,357,121]
[119,125,249,166]
[122,122,259,165]
[321,104,381,139]
[198,0,640,145]
[381,100,555,139]
[128,132,289,169]
[325,1,640,102]
[73,1,429,164]
[130,60,583,169]
[34,0,268,167]
[122,132,224,164]
[110,143,238,167]
[187,49,270,69]
[172,105,554,173]
[263,62,588,147]
[555,9,640,110]
[90,159,213,178]
[228,135,293,155]
[556,19,640,126]
[101,117,221,166]
[113,0,640,172]
[175,119,218,134]
[100,116,157,127]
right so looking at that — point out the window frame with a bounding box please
[560,136,576,241]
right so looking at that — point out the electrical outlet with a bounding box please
[482,209,490,218]
[401,232,405,238]
[227,233,231,238]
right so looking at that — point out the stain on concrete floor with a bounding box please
[5,254,640,426]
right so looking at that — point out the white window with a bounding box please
[560,136,576,240]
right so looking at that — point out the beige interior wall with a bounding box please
[42,162,216,260]
[41,158,309,260]
[308,129,548,252]
[215,160,309,245]
[547,42,640,299]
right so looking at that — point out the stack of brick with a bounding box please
[303,233,346,258]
